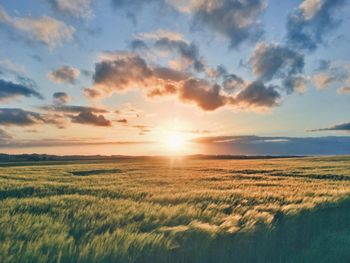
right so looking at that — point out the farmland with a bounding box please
[1,156,350,262]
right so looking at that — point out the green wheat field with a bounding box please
[1,156,350,263]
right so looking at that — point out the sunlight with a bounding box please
[165,132,186,152]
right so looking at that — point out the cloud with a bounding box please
[131,124,152,135]
[135,29,185,41]
[0,108,61,127]
[0,138,152,148]
[115,105,144,118]
[112,0,266,48]
[0,6,75,49]
[87,52,298,112]
[84,87,102,99]
[179,78,227,111]
[312,61,349,90]
[192,135,350,155]
[147,83,177,97]
[187,0,266,48]
[316,59,331,71]
[286,0,346,51]
[131,31,205,72]
[282,76,307,94]
[337,86,350,94]
[41,105,108,113]
[309,122,350,132]
[87,52,219,109]
[47,0,93,18]
[153,37,205,72]
[234,81,280,108]
[70,111,112,127]
[0,59,26,74]
[92,53,153,93]
[41,104,112,127]
[48,66,80,84]
[313,73,337,90]
[130,39,148,50]
[0,78,43,102]
[53,92,71,104]
[0,128,12,140]
[250,42,305,93]
[222,73,245,93]
[115,118,128,124]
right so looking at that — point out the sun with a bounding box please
[165,132,186,152]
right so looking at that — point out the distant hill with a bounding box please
[0,153,306,162]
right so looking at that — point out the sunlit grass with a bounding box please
[1,156,350,262]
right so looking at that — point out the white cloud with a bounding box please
[48,0,94,18]
[0,7,75,49]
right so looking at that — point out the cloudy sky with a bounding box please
[0,0,349,155]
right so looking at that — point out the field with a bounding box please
[1,156,350,263]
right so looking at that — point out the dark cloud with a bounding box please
[222,73,245,93]
[112,0,266,48]
[193,135,350,155]
[116,118,128,124]
[153,67,189,82]
[130,39,148,50]
[41,105,108,114]
[89,53,217,109]
[153,38,205,71]
[0,108,60,126]
[88,52,295,112]
[206,64,228,79]
[286,0,346,51]
[179,78,227,111]
[131,31,206,72]
[282,75,307,94]
[48,65,80,84]
[0,78,43,102]
[93,54,153,92]
[250,43,304,84]
[53,92,71,104]
[70,111,112,127]
[309,122,350,132]
[90,52,187,98]
[190,0,266,48]
[235,81,280,108]
[0,138,152,148]
[40,104,112,127]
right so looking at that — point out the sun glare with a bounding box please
[166,132,186,152]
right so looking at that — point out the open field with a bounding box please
[1,156,350,262]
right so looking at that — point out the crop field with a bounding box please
[1,156,350,263]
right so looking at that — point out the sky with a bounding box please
[0,0,349,156]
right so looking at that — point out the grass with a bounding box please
[0,156,350,262]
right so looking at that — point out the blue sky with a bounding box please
[0,0,349,155]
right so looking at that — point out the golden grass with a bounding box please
[1,156,350,262]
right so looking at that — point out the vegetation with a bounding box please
[1,156,350,262]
